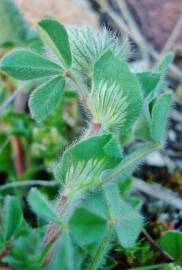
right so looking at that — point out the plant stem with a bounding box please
[0,243,11,261]
[0,180,58,192]
[87,225,113,270]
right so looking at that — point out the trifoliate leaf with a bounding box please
[90,51,142,132]
[29,76,65,122]
[4,196,22,240]
[38,18,72,68]
[151,92,172,144]
[104,184,143,248]
[69,207,108,246]
[0,49,63,80]
[136,72,160,98]
[28,188,62,224]
[159,230,182,260]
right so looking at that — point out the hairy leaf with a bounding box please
[68,26,128,76]
[102,142,160,185]
[136,72,160,98]
[90,51,142,132]
[38,18,72,68]
[155,52,174,74]
[0,49,63,80]
[151,92,172,144]
[48,233,75,270]
[4,196,22,240]
[69,207,108,246]
[104,184,143,248]
[59,134,123,186]
[82,191,109,220]
[28,188,62,224]
[29,76,65,122]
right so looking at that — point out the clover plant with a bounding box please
[0,18,174,270]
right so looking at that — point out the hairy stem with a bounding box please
[87,225,113,270]
[0,180,58,192]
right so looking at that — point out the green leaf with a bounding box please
[136,72,160,98]
[83,191,109,220]
[104,184,143,248]
[133,116,151,141]
[28,188,62,224]
[4,196,22,241]
[91,51,142,132]
[159,230,182,260]
[48,233,75,270]
[67,27,128,76]
[118,177,132,198]
[29,76,65,122]
[69,207,108,246]
[38,18,72,68]
[104,136,123,159]
[60,134,122,179]
[103,142,160,185]
[155,52,174,74]
[151,92,172,144]
[0,49,63,80]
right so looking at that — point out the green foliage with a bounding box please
[69,207,108,246]
[38,18,72,68]
[0,0,29,46]
[48,233,75,270]
[0,49,63,80]
[90,50,142,132]
[0,15,174,270]
[151,92,172,144]
[4,196,22,241]
[29,76,65,122]
[28,188,62,224]
[67,26,128,77]
[159,231,182,260]
[104,184,143,248]
[155,52,174,74]
[136,72,160,99]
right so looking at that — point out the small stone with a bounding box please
[145,151,165,167]
[168,130,176,141]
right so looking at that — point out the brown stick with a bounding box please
[142,229,174,262]
[10,136,25,177]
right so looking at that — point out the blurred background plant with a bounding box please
[0,0,181,269]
